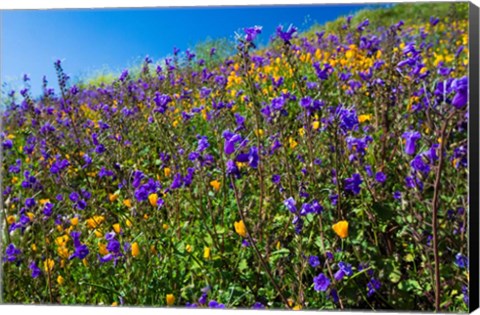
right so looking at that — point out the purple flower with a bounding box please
[455,253,468,269]
[375,172,387,184]
[410,155,430,175]
[69,192,80,202]
[244,26,262,42]
[367,278,381,297]
[252,302,265,309]
[313,273,331,292]
[276,24,297,44]
[393,191,402,200]
[208,300,226,309]
[430,16,440,26]
[29,262,42,278]
[43,202,54,218]
[25,197,36,208]
[334,261,353,281]
[223,130,244,155]
[344,173,363,195]
[226,160,240,177]
[309,255,320,268]
[402,131,421,155]
[284,197,297,213]
[4,244,22,262]
[248,146,259,168]
[451,76,468,109]
[2,139,13,150]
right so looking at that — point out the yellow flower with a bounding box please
[82,258,88,267]
[131,242,140,257]
[94,229,103,238]
[148,193,158,207]
[332,220,349,239]
[31,244,37,251]
[27,212,35,221]
[109,193,118,202]
[70,217,79,226]
[98,242,109,256]
[234,220,247,237]
[289,137,298,149]
[87,215,105,229]
[57,275,65,285]
[210,180,221,192]
[111,302,118,307]
[186,244,192,253]
[113,223,121,234]
[298,128,305,137]
[358,114,372,123]
[125,218,133,228]
[7,215,15,225]
[255,129,264,137]
[11,177,18,184]
[166,294,175,306]
[293,305,302,310]
[44,259,55,273]
[312,121,320,130]
[162,223,169,230]
[164,167,171,177]
[203,247,211,259]
[123,199,132,208]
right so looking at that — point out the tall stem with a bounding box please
[432,111,454,311]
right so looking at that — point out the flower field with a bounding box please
[0,2,470,312]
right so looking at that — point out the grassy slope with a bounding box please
[81,2,469,88]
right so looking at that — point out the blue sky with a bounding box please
[1,4,382,97]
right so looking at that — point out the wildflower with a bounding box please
[196,291,208,305]
[210,180,221,192]
[276,24,298,44]
[203,247,211,259]
[451,76,468,108]
[244,26,262,42]
[57,275,65,285]
[367,278,381,296]
[131,242,140,257]
[334,261,353,281]
[25,197,36,208]
[123,199,132,208]
[113,223,121,234]
[166,294,175,306]
[148,193,158,207]
[309,255,320,268]
[252,302,265,309]
[402,131,421,155]
[208,300,226,308]
[234,220,247,237]
[375,172,387,184]
[87,215,104,229]
[332,220,349,238]
[5,243,21,262]
[186,244,192,253]
[44,258,55,273]
[284,197,297,213]
[455,253,468,268]
[313,273,331,292]
[29,262,42,278]
[109,193,118,202]
[70,217,79,226]
[358,114,372,123]
[344,173,363,195]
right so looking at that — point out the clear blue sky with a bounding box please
[1,4,381,97]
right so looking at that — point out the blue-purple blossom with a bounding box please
[313,273,331,292]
